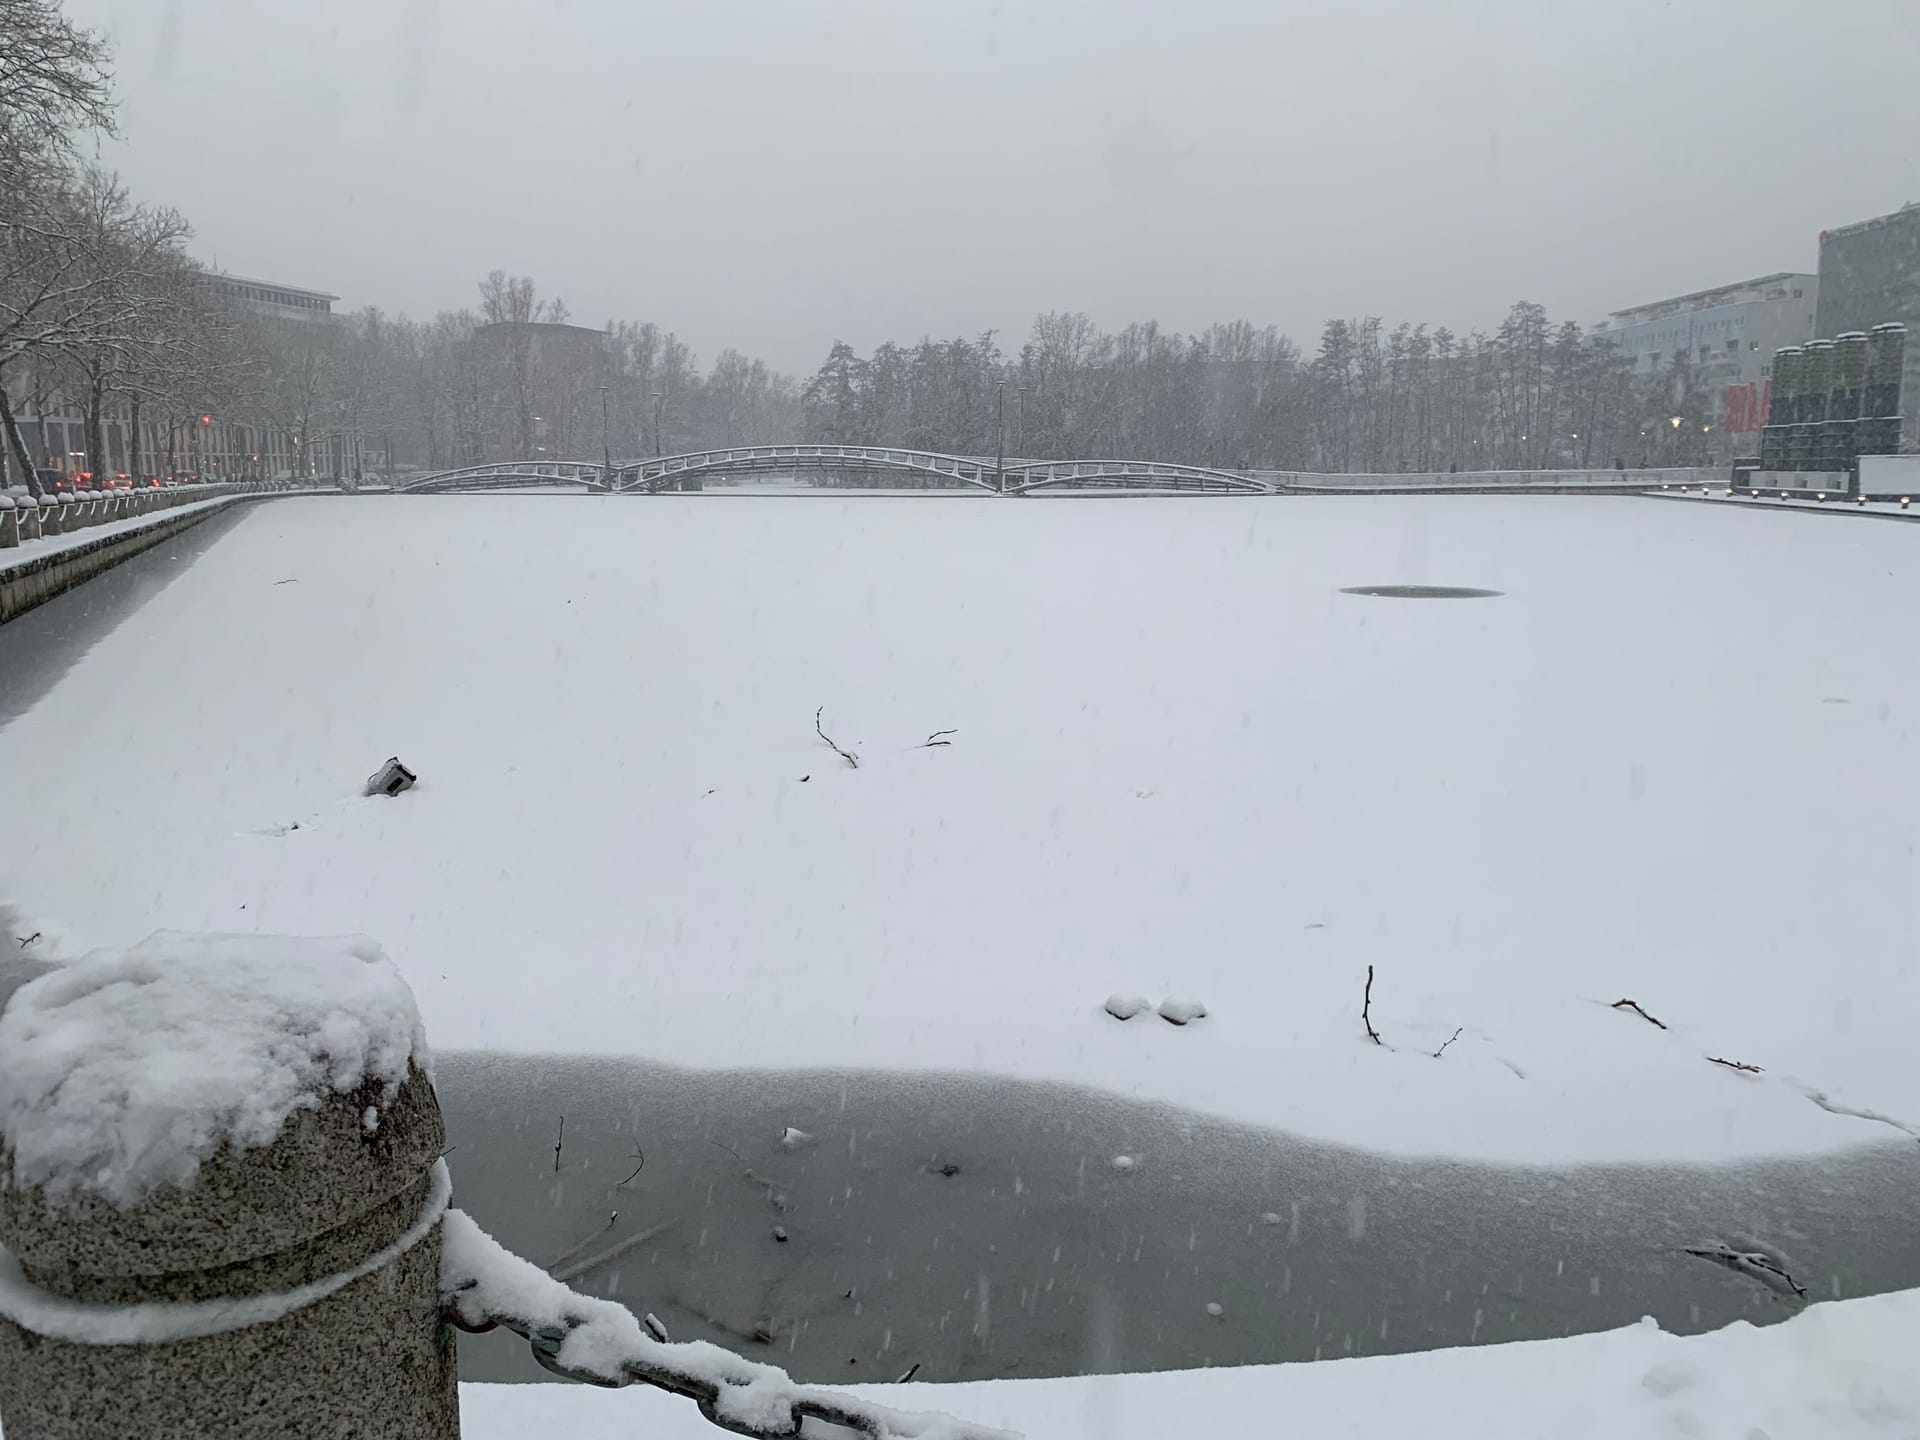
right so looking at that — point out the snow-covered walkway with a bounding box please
[458,1288,1920,1440]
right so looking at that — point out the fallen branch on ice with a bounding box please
[920,728,958,747]
[1432,1026,1463,1058]
[815,707,859,768]
[1682,1245,1807,1298]
[616,1144,647,1187]
[1610,997,1669,1029]
[1362,965,1382,1046]
[1707,1056,1763,1074]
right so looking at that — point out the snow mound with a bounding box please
[1103,994,1151,1021]
[0,932,428,1208]
[1157,997,1207,1025]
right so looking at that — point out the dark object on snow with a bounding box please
[364,757,417,798]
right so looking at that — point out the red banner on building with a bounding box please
[1723,379,1772,434]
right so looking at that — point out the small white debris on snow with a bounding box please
[1110,1154,1137,1173]
[1103,994,1151,1021]
[1158,997,1208,1025]
[1260,1211,1284,1226]
[1205,1301,1225,1318]
[779,1126,814,1149]
[0,931,428,1208]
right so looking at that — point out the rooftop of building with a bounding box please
[1604,272,1815,325]
[1820,201,1920,244]
[202,273,341,304]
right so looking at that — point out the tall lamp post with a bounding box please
[651,392,664,459]
[995,380,1007,494]
[600,385,613,486]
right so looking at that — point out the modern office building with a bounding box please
[1591,273,1818,441]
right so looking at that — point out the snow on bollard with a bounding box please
[0,933,458,1440]
[365,755,418,798]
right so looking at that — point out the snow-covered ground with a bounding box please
[458,1288,1920,1440]
[1,493,1914,1166]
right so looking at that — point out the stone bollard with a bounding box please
[19,496,42,542]
[0,935,461,1440]
[0,495,16,548]
[40,495,62,536]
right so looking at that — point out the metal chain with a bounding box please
[448,1293,1016,1440]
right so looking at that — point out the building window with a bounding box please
[1792,288,1803,298]
[1725,340,1739,353]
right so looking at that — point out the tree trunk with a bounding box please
[130,392,144,480]
[0,383,43,498]
[86,371,107,482]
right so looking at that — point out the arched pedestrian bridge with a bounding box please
[400,446,1270,496]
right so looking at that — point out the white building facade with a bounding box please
[1591,272,1818,440]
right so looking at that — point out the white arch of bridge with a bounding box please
[402,449,1272,496]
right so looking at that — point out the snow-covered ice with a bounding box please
[0,931,426,1206]
[0,494,1914,1165]
[450,1287,1920,1440]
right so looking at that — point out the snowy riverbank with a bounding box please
[458,1286,1920,1440]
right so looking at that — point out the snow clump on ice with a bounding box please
[0,931,427,1208]
[1158,997,1208,1025]
[1103,994,1151,1021]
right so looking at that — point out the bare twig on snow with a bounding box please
[616,1144,647,1187]
[1432,1026,1463,1058]
[815,707,859,768]
[1362,965,1382,1046]
[1707,1056,1763,1074]
[1610,997,1669,1029]
[920,729,957,747]
[895,1362,922,1383]
[552,1114,565,1172]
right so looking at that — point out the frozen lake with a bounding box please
[1,492,1916,1378]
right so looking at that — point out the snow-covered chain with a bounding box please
[440,1209,1018,1440]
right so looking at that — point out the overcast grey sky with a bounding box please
[65,0,1920,373]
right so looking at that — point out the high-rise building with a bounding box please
[1815,203,1919,453]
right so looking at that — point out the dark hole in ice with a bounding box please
[1339,585,1504,599]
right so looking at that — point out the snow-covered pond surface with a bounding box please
[1,493,1915,1169]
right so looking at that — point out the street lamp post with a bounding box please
[995,380,1007,494]
[651,392,664,459]
[601,385,612,486]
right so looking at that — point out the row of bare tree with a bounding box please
[0,0,263,496]
[1,1,800,494]
[801,307,1723,473]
